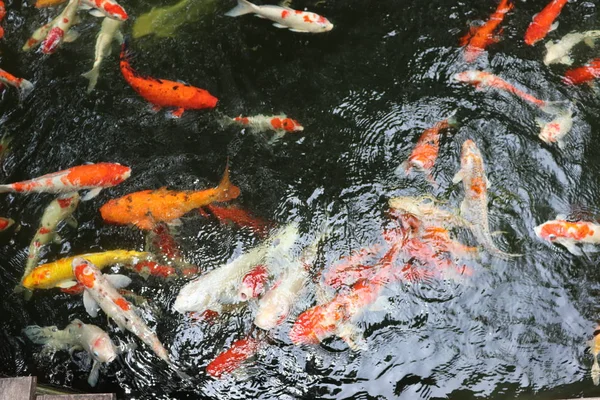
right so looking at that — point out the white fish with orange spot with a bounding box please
[534,217,600,256]
[79,0,128,21]
[452,140,520,259]
[40,0,81,54]
[24,319,118,386]
[536,107,573,149]
[589,326,600,385]
[72,258,187,378]
[225,0,333,33]
[16,192,80,298]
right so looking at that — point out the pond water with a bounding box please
[1,0,600,398]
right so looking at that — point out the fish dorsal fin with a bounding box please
[278,0,292,8]
[105,274,132,289]
[83,291,100,318]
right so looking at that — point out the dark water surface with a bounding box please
[1,0,600,398]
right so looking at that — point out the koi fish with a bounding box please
[145,222,182,261]
[17,193,80,297]
[40,0,81,54]
[534,217,600,256]
[254,262,308,331]
[225,0,333,33]
[24,319,117,386]
[388,196,468,229]
[563,59,600,85]
[174,223,299,314]
[452,140,519,259]
[459,0,513,63]
[524,0,568,46]
[544,31,600,66]
[0,0,5,39]
[229,114,304,142]
[400,118,456,182]
[0,163,130,200]
[536,107,573,148]
[454,70,547,109]
[0,68,34,100]
[35,0,67,7]
[238,264,268,300]
[206,204,273,237]
[589,326,600,385]
[120,42,218,118]
[81,18,124,93]
[206,337,260,378]
[100,165,240,230]
[22,250,150,290]
[0,217,14,231]
[72,258,183,374]
[80,0,128,20]
[129,260,177,279]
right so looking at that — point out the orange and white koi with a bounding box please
[238,264,268,301]
[589,326,600,385]
[563,59,600,86]
[206,204,273,238]
[536,107,573,149]
[401,118,456,182]
[225,0,333,33]
[388,196,468,229]
[18,193,80,297]
[459,0,513,63]
[24,319,118,386]
[120,42,218,118]
[174,223,298,314]
[544,31,600,66]
[534,217,600,256]
[0,217,13,231]
[0,68,34,100]
[0,163,130,200]
[452,140,519,259]
[100,165,239,230]
[80,0,127,20]
[524,0,568,46]
[229,114,304,141]
[72,258,184,375]
[454,70,547,108]
[206,337,261,378]
[40,0,81,54]
[81,18,124,93]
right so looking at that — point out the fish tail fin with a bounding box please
[225,0,256,17]
[215,160,241,201]
[18,79,34,101]
[23,325,58,345]
[81,67,99,93]
[499,0,514,12]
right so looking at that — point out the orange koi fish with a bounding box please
[563,59,600,85]
[35,0,66,7]
[459,0,513,62]
[0,163,130,200]
[0,68,34,100]
[0,0,5,39]
[205,204,273,237]
[206,337,260,378]
[120,42,218,118]
[454,70,547,108]
[401,118,456,182]
[534,217,600,256]
[524,0,568,46]
[100,165,240,230]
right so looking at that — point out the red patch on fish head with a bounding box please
[57,197,73,208]
[104,3,128,20]
[42,27,64,54]
[281,9,289,18]
[74,263,96,288]
[114,297,130,311]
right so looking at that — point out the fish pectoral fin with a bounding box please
[88,360,101,387]
[78,2,92,9]
[66,216,78,229]
[337,323,366,351]
[83,290,101,318]
[582,244,600,254]
[490,230,507,236]
[105,274,132,289]
[272,23,287,29]
[89,9,105,17]
[289,28,311,33]
[169,108,185,118]
[584,37,596,48]
[52,233,62,244]
[451,169,465,184]
[544,40,554,49]
[278,0,292,7]
[63,30,80,43]
[549,21,559,32]
[559,55,574,66]
[57,280,78,289]
[114,30,124,45]
[560,239,583,256]
[82,188,103,201]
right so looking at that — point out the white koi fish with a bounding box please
[174,223,299,314]
[80,0,128,20]
[41,0,81,54]
[388,195,469,229]
[544,31,600,65]
[452,140,519,259]
[534,217,600,256]
[225,0,333,33]
[17,192,80,298]
[81,18,124,93]
[536,107,573,149]
[72,257,184,376]
[24,319,117,386]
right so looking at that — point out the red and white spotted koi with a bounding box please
[534,217,600,256]
[0,163,130,200]
[80,0,127,21]
[40,0,81,54]
[536,107,573,148]
[0,68,34,100]
[231,114,303,134]
[17,193,80,297]
[225,0,333,33]
[238,264,268,300]
[72,257,185,375]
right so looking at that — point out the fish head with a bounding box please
[281,118,304,132]
[72,257,101,289]
[104,3,128,21]
[254,300,288,331]
[289,304,333,345]
[173,280,211,314]
[534,221,561,242]
[42,27,65,54]
[238,265,268,301]
[191,89,218,109]
[454,70,481,84]
[314,14,333,32]
[90,333,118,363]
